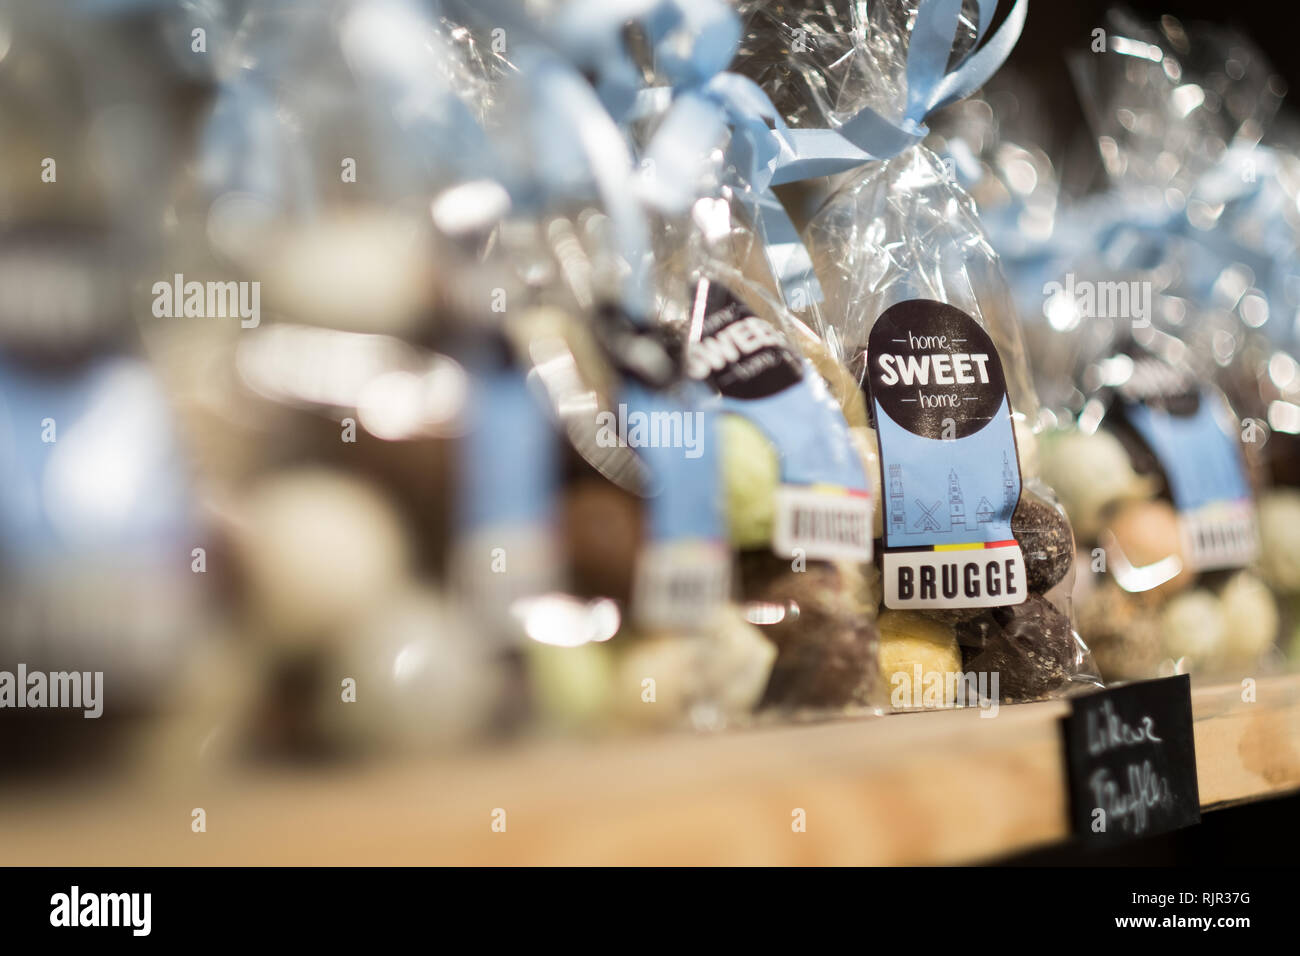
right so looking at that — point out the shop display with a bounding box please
[2,0,1299,784]
[927,9,1300,683]
[732,0,1097,705]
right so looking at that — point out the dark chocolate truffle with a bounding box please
[921,606,986,626]
[958,596,1075,701]
[1012,493,1074,594]
[563,479,642,602]
[739,552,879,710]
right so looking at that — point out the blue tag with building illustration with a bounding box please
[866,300,1027,609]
[686,277,872,561]
[620,381,731,632]
[1119,364,1257,571]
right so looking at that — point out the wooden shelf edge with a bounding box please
[2,674,1297,865]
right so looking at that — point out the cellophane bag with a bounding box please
[1021,11,1295,682]
[735,0,1100,707]
[650,175,885,718]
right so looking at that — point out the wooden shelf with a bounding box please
[3,674,1299,865]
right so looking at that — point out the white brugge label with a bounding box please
[772,485,873,562]
[633,539,731,633]
[1179,500,1259,571]
[883,544,1027,610]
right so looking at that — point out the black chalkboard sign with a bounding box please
[1060,674,1200,845]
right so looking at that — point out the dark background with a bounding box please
[993,0,1300,173]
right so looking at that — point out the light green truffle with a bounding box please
[525,639,615,729]
[720,414,780,549]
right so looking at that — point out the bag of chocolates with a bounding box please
[934,11,1292,682]
[1031,11,1294,680]
[732,0,1099,707]
[585,0,896,718]
[649,187,884,717]
[449,30,791,734]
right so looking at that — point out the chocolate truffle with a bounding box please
[234,468,412,647]
[1038,427,1157,540]
[921,606,987,626]
[1105,499,1193,597]
[1012,492,1075,594]
[1218,572,1278,665]
[739,553,880,710]
[563,479,642,602]
[525,638,616,730]
[614,607,776,729]
[1257,490,1300,594]
[1077,580,1163,681]
[878,610,963,709]
[720,414,780,549]
[320,587,502,752]
[1159,589,1226,670]
[958,596,1075,701]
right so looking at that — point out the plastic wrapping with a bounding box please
[652,187,883,716]
[140,0,522,757]
[1060,14,1292,682]
[734,0,1099,706]
[932,10,1296,682]
[445,11,793,735]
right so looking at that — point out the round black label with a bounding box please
[866,299,1009,439]
[684,279,803,399]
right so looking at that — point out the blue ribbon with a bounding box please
[453,1,1028,312]
[507,47,656,317]
[199,0,494,218]
[636,0,1027,304]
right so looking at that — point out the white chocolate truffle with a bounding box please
[1160,590,1226,670]
[614,636,696,728]
[321,588,503,751]
[720,414,780,549]
[1038,428,1156,540]
[878,610,963,709]
[264,211,434,335]
[1257,490,1300,594]
[705,607,779,718]
[1218,571,1278,663]
[233,469,411,646]
[614,607,776,729]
